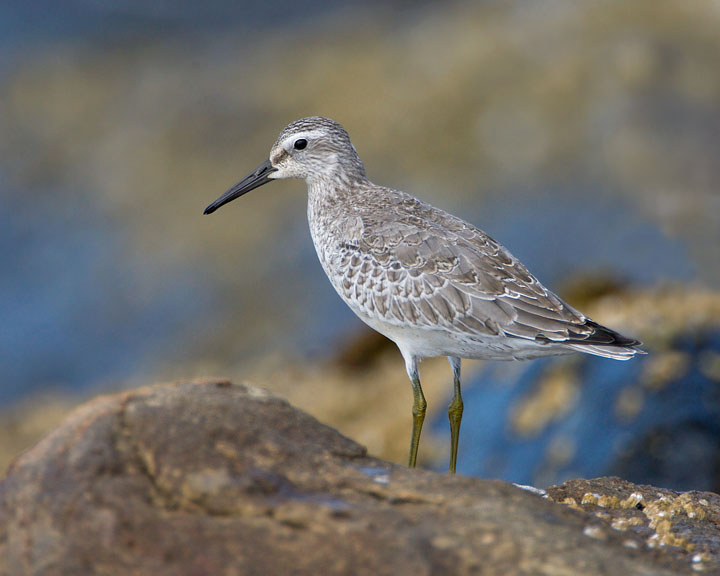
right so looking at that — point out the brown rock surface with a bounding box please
[1,380,718,576]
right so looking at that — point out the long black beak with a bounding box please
[203,159,277,215]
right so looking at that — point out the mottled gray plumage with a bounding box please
[204,116,644,473]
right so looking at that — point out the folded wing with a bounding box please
[331,189,642,356]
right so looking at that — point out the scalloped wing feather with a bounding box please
[326,186,640,354]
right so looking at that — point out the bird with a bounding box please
[204,116,644,474]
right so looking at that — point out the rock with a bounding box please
[1,380,718,575]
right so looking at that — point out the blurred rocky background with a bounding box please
[2,0,719,492]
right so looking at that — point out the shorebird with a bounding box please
[204,117,644,474]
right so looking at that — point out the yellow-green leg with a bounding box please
[405,356,426,468]
[448,357,463,474]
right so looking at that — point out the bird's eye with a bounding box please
[293,138,308,150]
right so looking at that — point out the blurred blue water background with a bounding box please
[2,0,719,489]
[0,173,694,401]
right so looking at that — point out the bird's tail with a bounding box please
[561,319,646,361]
[565,342,646,360]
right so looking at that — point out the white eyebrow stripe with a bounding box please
[280,130,326,151]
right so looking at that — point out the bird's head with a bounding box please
[204,116,365,215]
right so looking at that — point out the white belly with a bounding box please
[350,304,572,361]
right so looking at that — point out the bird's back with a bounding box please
[308,178,642,361]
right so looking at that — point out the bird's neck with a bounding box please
[307,171,368,205]
[306,173,369,232]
